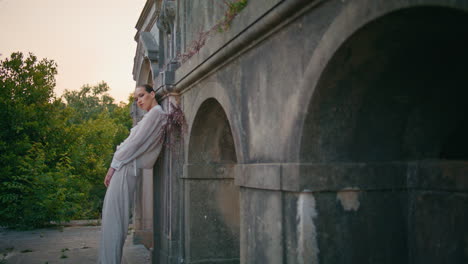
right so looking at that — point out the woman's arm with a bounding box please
[110,106,167,170]
[104,167,115,187]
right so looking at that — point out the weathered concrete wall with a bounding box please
[183,98,240,264]
[133,0,468,263]
[177,2,340,260]
[151,97,184,264]
[133,170,154,248]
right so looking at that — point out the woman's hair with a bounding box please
[139,84,154,94]
[138,84,162,104]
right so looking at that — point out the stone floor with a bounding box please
[0,224,150,264]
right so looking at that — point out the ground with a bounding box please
[0,223,150,264]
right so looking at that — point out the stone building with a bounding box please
[131,0,468,263]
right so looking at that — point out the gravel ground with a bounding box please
[0,224,150,264]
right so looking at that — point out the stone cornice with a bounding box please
[144,8,159,32]
[134,0,158,42]
[153,0,324,98]
[135,0,154,31]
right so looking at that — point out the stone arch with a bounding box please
[188,98,237,164]
[137,58,154,86]
[297,3,468,264]
[183,81,244,164]
[301,5,468,162]
[132,58,155,123]
[184,98,240,263]
[293,0,468,159]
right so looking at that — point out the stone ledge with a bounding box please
[49,219,101,227]
[282,162,408,192]
[407,160,468,192]
[234,164,282,190]
[183,163,236,179]
[233,161,468,192]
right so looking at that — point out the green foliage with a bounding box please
[227,0,248,16]
[62,82,117,122]
[0,52,132,229]
[217,0,248,32]
[177,0,248,63]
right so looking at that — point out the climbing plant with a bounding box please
[177,0,249,63]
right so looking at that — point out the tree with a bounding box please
[0,52,132,228]
[0,52,61,227]
[62,82,117,122]
[61,83,132,218]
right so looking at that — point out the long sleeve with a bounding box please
[110,105,167,171]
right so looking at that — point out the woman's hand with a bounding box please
[104,167,116,187]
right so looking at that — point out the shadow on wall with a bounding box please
[185,98,240,263]
[299,6,468,264]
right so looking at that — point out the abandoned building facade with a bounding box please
[130,0,468,263]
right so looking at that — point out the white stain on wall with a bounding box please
[297,192,319,264]
[337,187,360,211]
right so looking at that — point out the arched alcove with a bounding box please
[184,98,240,263]
[132,59,154,125]
[301,6,468,163]
[137,59,154,86]
[300,6,468,264]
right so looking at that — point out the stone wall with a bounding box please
[132,0,468,263]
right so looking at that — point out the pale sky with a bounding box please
[0,0,147,103]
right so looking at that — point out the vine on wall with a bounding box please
[176,0,248,63]
[218,0,249,32]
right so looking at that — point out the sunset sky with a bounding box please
[0,0,147,103]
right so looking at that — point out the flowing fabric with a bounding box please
[110,105,167,173]
[98,105,167,264]
[97,164,139,264]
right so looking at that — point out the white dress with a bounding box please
[98,105,167,264]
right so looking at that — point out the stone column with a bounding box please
[153,94,185,264]
[134,168,154,248]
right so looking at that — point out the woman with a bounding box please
[98,84,167,264]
